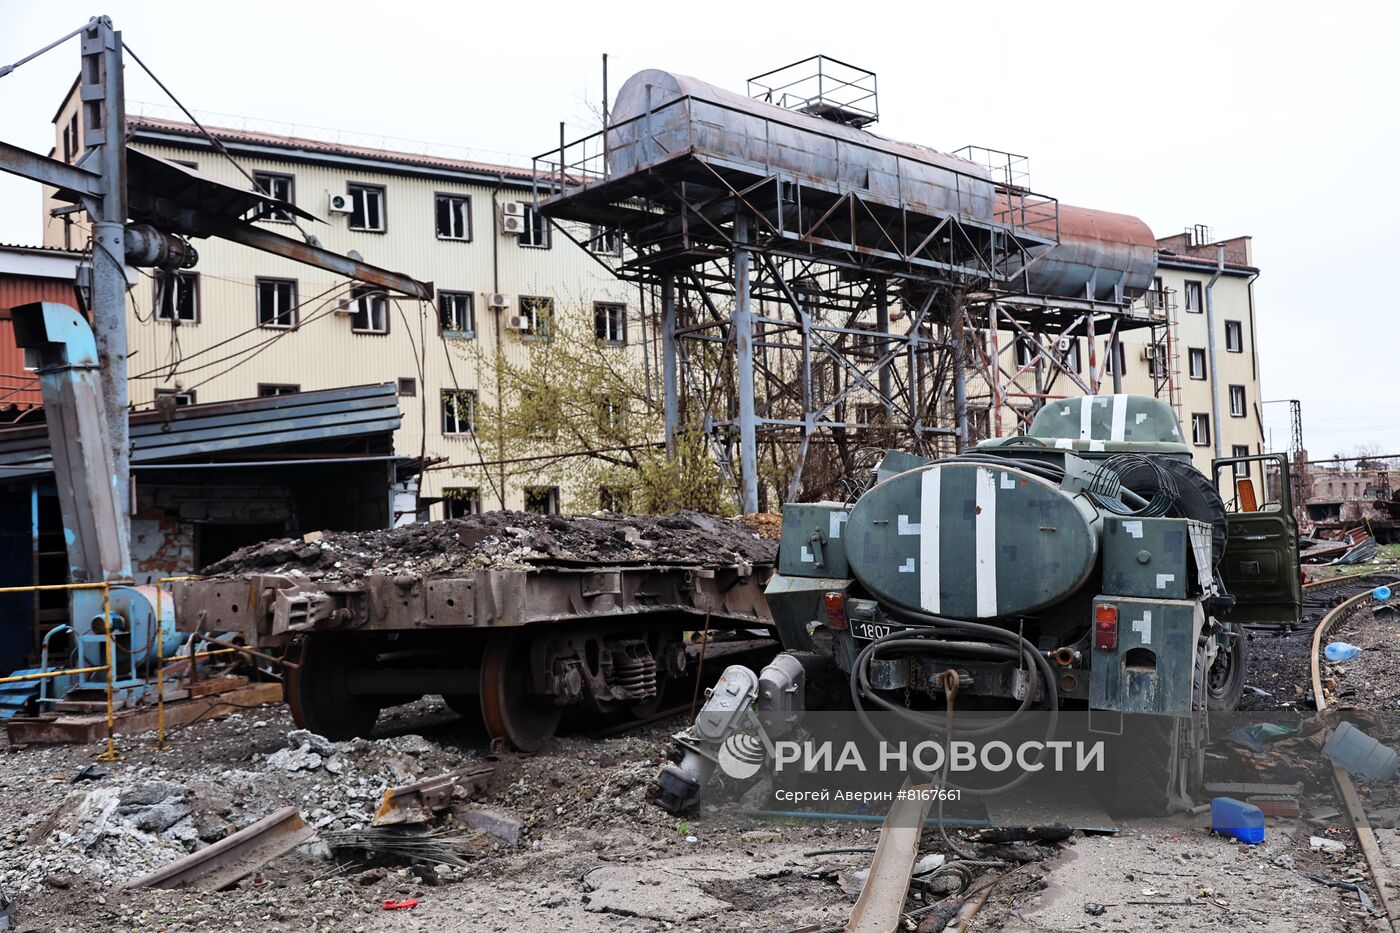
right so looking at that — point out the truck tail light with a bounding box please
[824,592,848,631]
[1094,604,1118,650]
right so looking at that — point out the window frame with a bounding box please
[1102,339,1126,376]
[519,204,551,249]
[1187,347,1207,381]
[518,295,554,341]
[1191,412,1211,447]
[350,284,390,335]
[593,302,627,346]
[257,383,300,397]
[438,291,476,337]
[252,171,296,223]
[255,277,299,330]
[589,224,622,256]
[1232,445,1251,477]
[1228,384,1247,418]
[347,182,387,233]
[524,485,560,515]
[434,192,472,241]
[1184,280,1203,313]
[398,377,417,397]
[153,269,200,324]
[1224,320,1243,353]
[441,388,477,435]
[154,388,196,407]
[442,486,481,519]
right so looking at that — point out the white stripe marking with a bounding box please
[975,468,998,617]
[920,470,940,612]
[1055,438,1073,449]
[1110,394,1128,441]
[1078,398,1093,440]
[829,512,849,539]
[1131,611,1153,645]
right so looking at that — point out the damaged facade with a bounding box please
[41,102,633,519]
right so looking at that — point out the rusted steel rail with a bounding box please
[127,806,313,892]
[1311,586,1400,931]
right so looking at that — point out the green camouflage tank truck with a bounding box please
[656,394,1301,814]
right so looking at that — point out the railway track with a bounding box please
[1309,572,1400,931]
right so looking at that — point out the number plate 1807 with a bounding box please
[849,619,894,642]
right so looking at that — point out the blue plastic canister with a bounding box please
[1375,585,1392,601]
[1210,797,1265,845]
[1322,721,1400,782]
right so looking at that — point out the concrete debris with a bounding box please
[1310,836,1347,854]
[264,745,324,772]
[463,807,524,846]
[201,510,777,580]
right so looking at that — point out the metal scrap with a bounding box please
[844,779,936,933]
[126,806,314,892]
[324,827,482,868]
[372,764,494,827]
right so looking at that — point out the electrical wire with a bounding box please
[430,296,504,509]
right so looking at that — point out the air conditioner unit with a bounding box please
[486,293,510,310]
[1056,337,1073,353]
[501,214,526,235]
[506,314,530,330]
[334,298,357,315]
[1140,346,1157,361]
[328,193,353,214]
[501,201,525,217]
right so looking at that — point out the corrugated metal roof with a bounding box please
[0,382,401,479]
[127,116,536,184]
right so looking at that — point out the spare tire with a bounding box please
[1116,455,1228,568]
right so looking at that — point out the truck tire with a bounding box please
[1106,715,1197,817]
[1204,624,1248,711]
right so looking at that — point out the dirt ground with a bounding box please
[2,690,1390,933]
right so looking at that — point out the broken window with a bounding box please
[154,270,198,323]
[1188,347,1207,380]
[594,302,627,346]
[443,487,481,518]
[518,296,554,340]
[1224,320,1243,352]
[1232,444,1251,476]
[598,397,626,433]
[589,224,622,255]
[398,378,417,397]
[256,277,298,328]
[1229,384,1246,417]
[519,204,550,248]
[436,194,471,240]
[599,487,629,512]
[154,388,196,406]
[252,172,295,222]
[1012,335,1036,368]
[348,183,386,232]
[524,486,560,515]
[442,389,476,434]
[1102,340,1126,375]
[350,285,389,334]
[257,384,299,397]
[1184,280,1203,313]
[1191,412,1211,447]
[439,292,475,336]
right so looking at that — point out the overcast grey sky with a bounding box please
[2,1,1396,458]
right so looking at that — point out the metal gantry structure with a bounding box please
[537,57,1165,511]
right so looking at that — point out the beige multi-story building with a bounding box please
[40,92,1265,516]
[42,105,631,519]
[1119,231,1264,475]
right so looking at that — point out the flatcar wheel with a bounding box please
[480,633,561,753]
[286,636,381,741]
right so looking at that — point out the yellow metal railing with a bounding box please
[0,581,117,760]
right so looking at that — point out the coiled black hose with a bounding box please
[848,606,1059,796]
